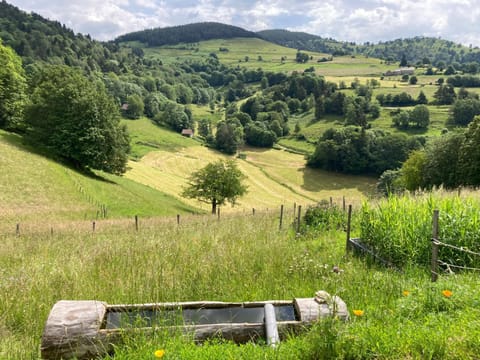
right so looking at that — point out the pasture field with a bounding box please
[1,193,480,359]
[0,129,198,229]
[289,104,453,144]
[143,38,396,76]
[0,117,376,225]
[360,190,480,268]
[125,141,375,213]
[121,118,198,160]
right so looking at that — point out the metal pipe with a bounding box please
[264,303,279,347]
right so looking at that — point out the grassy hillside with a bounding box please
[0,119,375,227]
[122,118,199,159]
[123,119,375,213]
[142,38,395,76]
[2,193,480,359]
[0,130,198,228]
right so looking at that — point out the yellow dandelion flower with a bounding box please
[353,309,364,317]
[442,290,453,298]
[154,349,165,358]
[402,290,410,296]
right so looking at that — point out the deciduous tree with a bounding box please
[182,160,247,214]
[0,41,26,131]
[24,65,130,174]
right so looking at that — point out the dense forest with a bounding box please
[0,0,130,72]
[259,29,480,67]
[258,29,351,56]
[115,22,259,47]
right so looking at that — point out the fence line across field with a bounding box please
[4,198,351,237]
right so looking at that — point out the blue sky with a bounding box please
[7,0,480,47]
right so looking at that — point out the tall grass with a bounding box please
[2,204,480,359]
[360,191,480,268]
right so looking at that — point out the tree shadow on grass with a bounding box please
[300,166,376,195]
[0,131,116,184]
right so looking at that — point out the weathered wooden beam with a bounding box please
[41,300,109,360]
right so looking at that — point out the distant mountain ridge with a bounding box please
[1,0,480,68]
[257,29,350,56]
[114,22,259,47]
[258,29,480,65]
[116,22,480,66]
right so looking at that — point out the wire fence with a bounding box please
[345,208,480,279]
[1,204,306,238]
[431,209,480,281]
[3,196,354,238]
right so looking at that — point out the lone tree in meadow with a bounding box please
[182,159,247,214]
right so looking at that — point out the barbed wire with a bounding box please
[438,259,480,272]
[433,239,480,257]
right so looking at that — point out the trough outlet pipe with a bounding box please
[264,303,279,347]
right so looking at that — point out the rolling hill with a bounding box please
[0,129,199,228]
[114,21,480,66]
[0,119,375,228]
[115,22,259,47]
[121,118,376,213]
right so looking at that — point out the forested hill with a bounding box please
[258,29,348,55]
[259,29,480,66]
[0,1,131,72]
[114,22,259,47]
[360,37,480,65]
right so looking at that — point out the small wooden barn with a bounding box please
[181,128,194,137]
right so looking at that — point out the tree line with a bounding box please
[379,116,480,193]
[114,22,259,47]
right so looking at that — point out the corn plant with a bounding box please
[359,191,480,269]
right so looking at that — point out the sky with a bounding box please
[6,0,480,47]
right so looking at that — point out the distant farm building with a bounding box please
[384,67,415,76]
[181,129,194,137]
[121,103,129,111]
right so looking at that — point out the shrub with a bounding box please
[302,200,346,232]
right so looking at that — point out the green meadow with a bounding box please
[2,192,480,359]
[142,38,395,76]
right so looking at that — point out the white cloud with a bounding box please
[6,0,480,46]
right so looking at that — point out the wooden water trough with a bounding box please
[41,291,348,360]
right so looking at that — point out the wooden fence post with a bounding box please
[279,205,284,230]
[343,196,346,212]
[252,208,255,216]
[177,214,180,225]
[16,223,20,236]
[346,205,352,252]
[330,197,333,207]
[135,215,138,231]
[92,221,96,233]
[431,209,440,282]
[296,205,302,234]
[217,207,220,220]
